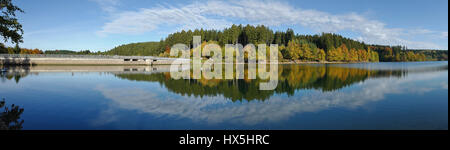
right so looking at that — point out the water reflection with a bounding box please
[93,63,447,125]
[0,65,167,84]
[95,70,447,125]
[113,64,447,101]
[0,62,447,128]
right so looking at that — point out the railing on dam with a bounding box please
[0,54,182,60]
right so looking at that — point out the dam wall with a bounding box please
[0,54,188,65]
[2,65,175,74]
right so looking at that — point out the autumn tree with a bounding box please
[287,40,300,60]
[100,24,445,62]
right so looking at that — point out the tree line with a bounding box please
[370,45,448,61]
[43,50,100,55]
[0,44,102,55]
[105,42,160,56]
[0,43,43,54]
[103,24,447,62]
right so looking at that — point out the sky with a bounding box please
[9,0,449,51]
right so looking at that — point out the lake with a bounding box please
[0,61,448,130]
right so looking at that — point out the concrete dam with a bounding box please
[0,54,189,65]
[1,65,175,75]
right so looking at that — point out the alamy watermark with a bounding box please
[169,36,278,90]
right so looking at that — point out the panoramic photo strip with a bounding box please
[0,0,448,149]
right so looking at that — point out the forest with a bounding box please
[0,43,43,54]
[0,44,99,55]
[0,24,448,62]
[105,24,448,62]
[104,42,160,56]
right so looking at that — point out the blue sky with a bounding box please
[10,0,448,51]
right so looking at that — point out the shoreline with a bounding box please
[2,61,448,67]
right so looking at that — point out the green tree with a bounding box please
[13,43,19,53]
[0,43,7,53]
[318,49,326,61]
[285,28,295,45]
[287,40,300,60]
[1,0,24,44]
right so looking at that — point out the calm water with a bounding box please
[0,62,448,130]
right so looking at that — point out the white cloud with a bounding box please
[91,0,120,13]
[97,2,232,35]
[407,29,434,35]
[97,0,447,49]
[442,32,448,38]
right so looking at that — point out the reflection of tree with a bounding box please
[1,66,31,84]
[115,65,409,101]
[0,99,24,130]
[1,73,28,84]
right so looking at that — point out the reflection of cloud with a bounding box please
[441,82,448,90]
[90,105,119,126]
[94,71,447,125]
